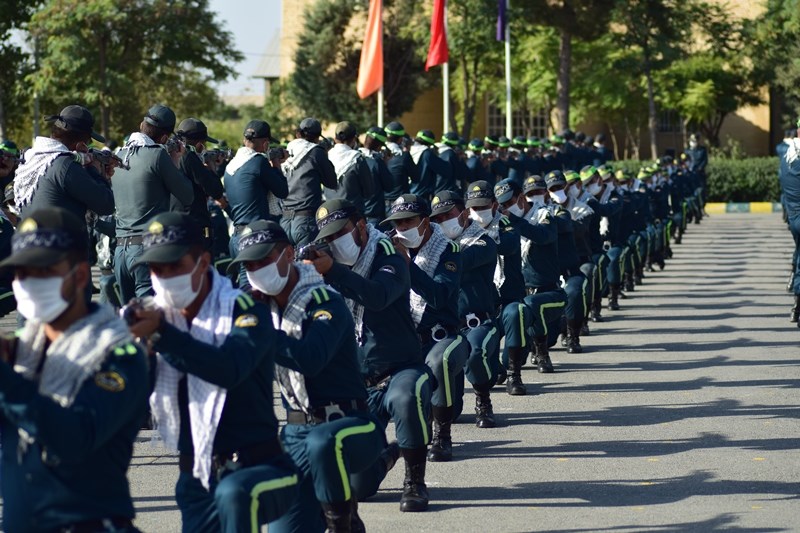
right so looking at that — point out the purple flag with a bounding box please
[496,0,507,42]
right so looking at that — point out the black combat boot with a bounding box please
[400,447,429,512]
[624,272,635,292]
[635,267,644,285]
[350,499,366,533]
[566,320,583,354]
[791,295,800,324]
[608,284,621,311]
[322,501,353,533]
[474,385,497,428]
[591,295,604,322]
[581,321,591,336]
[379,441,401,474]
[427,406,453,462]
[505,347,527,396]
[559,315,569,347]
[534,336,554,373]
[495,364,508,386]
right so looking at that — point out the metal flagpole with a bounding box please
[504,0,512,138]
[378,87,384,127]
[443,0,450,134]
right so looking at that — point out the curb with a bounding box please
[705,202,783,214]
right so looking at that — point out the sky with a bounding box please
[209,0,282,97]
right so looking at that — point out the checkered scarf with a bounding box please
[272,263,332,413]
[150,269,239,489]
[14,136,71,208]
[484,211,506,290]
[786,138,800,165]
[345,225,386,343]
[410,222,450,326]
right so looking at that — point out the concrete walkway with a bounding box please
[123,212,800,531]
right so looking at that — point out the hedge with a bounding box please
[612,158,781,203]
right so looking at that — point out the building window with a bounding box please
[487,104,548,138]
[659,110,683,133]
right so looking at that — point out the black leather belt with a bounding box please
[282,209,314,219]
[286,399,369,425]
[179,438,283,478]
[118,235,143,246]
[526,285,559,295]
[60,517,133,533]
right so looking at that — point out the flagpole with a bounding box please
[504,0,512,138]
[443,0,450,134]
[378,86,384,127]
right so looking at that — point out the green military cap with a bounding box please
[442,131,460,146]
[637,168,652,180]
[382,194,430,225]
[227,220,291,274]
[597,165,613,181]
[545,170,567,190]
[430,190,465,217]
[498,136,511,148]
[484,135,500,147]
[565,170,581,183]
[580,165,598,183]
[0,208,88,270]
[366,126,387,144]
[315,199,360,240]
[385,121,405,137]
[0,140,19,155]
[494,178,521,203]
[465,180,494,208]
[615,170,631,182]
[527,137,541,147]
[523,175,546,195]
[134,212,205,267]
[512,136,527,148]
[415,129,436,145]
[468,138,484,150]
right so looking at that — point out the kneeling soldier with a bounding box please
[0,208,148,533]
[230,220,386,533]
[128,212,298,533]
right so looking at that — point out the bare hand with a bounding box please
[170,143,186,167]
[129,308,164,339]
[215,196,229,210]
[305,248,333,275]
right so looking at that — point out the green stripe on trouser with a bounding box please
[441,336,464,406]
[424,334,469,408]
[415,373,430,444]
[250,474,298,533]
[335,421,377,501]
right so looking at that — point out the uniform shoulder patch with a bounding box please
[378,265,396,275]
[445,261,457,272]
[499,216,511,226]
[113,343,140,357]
[234,314,259,328]
[449,242,460,253]
[236,293,255,311]
[377,238,396,256]
[95,371,126,392]
[312,309,333,321]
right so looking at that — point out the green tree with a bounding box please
[517,0,615,133]
[0,0,44,142]
[27,0,243,143]
[291,0,432,129]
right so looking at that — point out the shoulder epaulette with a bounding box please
[499,216,511,226]
[311,287,331,305]
[377,238,396,256]
[112,342,140,357]
[236,293,255,311]
[449,242,460,253]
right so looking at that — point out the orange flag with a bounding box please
[357,0,383,99]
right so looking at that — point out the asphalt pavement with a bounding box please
[74,213,800,531]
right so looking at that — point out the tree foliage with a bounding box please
[27,0,243,143]
[290,0,432,130]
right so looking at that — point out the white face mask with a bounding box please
[246,249,290,295]
[13,268,75,323]
[689,141,698,149]
[330,229,361,266]
[469,208,494,228]
[587,183,602,196]
[507,202,525,217]
[549,189,568,204]
[152,259,204,309]
[397,220,425,249]
[440,216,464,240]
[568,186,581,199]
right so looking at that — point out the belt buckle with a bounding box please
[465,313,481,329]
[431,324,447,342]
[323,404,346,423]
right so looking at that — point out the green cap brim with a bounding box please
[226,242,279,275]
[315,218,350,241]
[0,248,68,271]
[131,244,191,267]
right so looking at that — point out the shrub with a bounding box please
[611,158,781,202]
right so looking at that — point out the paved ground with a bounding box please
[14,213,800,532]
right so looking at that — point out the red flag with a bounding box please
[425,0,448,71]
[357,0,383,99]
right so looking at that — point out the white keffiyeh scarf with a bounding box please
[345,225,386,343]
[484,211,506,289]
[599,184,615,237]
[225,147,282,216]
[410,223,451,326]
[409,143,429,165]
[281,138,319,176]
[150,269,239,489]
[14,137,71,208]
[328,144,362,182]
[271,263,333,413]
[786,138,800,165]
[385,141,403,157]
[14,305,133,458]
[120,132,160,168]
